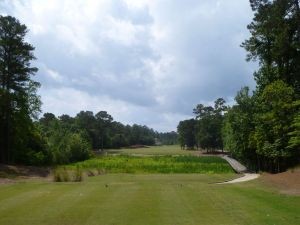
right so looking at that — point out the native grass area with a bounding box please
[0,146,300,225]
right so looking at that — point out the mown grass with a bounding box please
[106,145,199,156]
[0,174,299,225]
[66,155,233,174]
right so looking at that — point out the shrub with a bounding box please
[74,166,84,182]
[68,133,92,163]
[54,166,84,182]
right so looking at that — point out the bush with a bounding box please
[74,166,84,182]
[46,126,92,165]
[68,133,92,163]
[53,167,70,182]
[53,166,84,182]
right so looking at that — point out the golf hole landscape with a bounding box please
[0,146,300,225]
[1,1,300,224]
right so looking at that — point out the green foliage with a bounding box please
[156,131,178,145]
[68,133,92,163]
[221,1,300,172]
[242,0,300,93]
[287,108,300,150]
[67,155,233,174]
[254,81,295,153]
[193,98,227,151]
[33,114,93,165]
[222,87,257,166]
[177,119,196,149]
[37,110,161,165]
[73,111,156,150]
[253,81,298,172]
[0,15,40,163]
[223,81,299,172]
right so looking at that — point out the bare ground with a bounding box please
[0,164,51,184]
[261,168,300,195]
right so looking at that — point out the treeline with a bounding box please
[177,98,227,151]
[0,15,177,166]
[39,111,157,150]
[178,0,300,173]
[156,131,178,145]
[20,111,156,165]
[30,111,177,165]
[37,112,177,158]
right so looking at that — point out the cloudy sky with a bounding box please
[1,0,257,132]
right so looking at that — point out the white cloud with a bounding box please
[45,68,63,83]
[1,0,257,131]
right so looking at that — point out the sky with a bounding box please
[0,0,257,132]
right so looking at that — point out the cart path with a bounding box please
[220,173,260,184]
[222,155,247,173]
[219,155,260,184]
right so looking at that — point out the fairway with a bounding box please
[106,145,199,156]
[0,174,300,225]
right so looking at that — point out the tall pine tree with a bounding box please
[0,15,40,163]
[242,0,300,93]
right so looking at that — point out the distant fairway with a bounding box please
[106,145,200,156]
[0,145,300,225]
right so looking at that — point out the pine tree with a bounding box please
[242,0,300,93]
[0,15,39,163]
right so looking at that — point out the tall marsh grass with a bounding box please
[66,155,233,174]
[53,166,84,182]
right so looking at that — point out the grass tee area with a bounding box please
[0,146,299,225]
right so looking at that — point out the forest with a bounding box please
[177,0,300,173]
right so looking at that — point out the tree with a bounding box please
[0,15,39,163]
[193,98,227,152]
[222,87,257,169]
[287,107,300,153]
[38,116,92,165]
[253,80,298,172]
[75,111,97,148]
[40,113,56,126]
[95,111,113,150]
[157,131,178,145]
[235,0,300,172]
[242,0,300,93]
[177,119,196,149]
